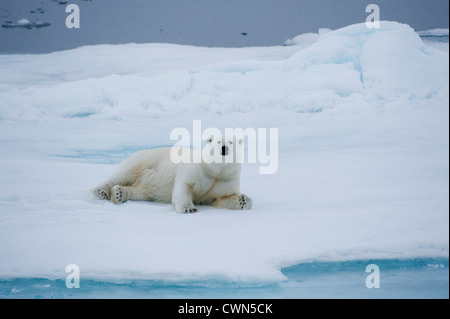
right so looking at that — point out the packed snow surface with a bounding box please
[0,21,448,284]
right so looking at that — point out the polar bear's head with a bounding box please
[203,136,244,164]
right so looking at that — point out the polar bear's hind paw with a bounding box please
[95,188,109,200]
[111,185,127,204]
[239,194,252,210]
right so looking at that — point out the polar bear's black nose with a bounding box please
[221,145,229,156]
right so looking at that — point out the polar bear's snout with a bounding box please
[221,145,229,156]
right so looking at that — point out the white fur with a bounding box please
[93,136,252,213]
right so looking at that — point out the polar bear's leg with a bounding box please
[172,182,197,213]
[93,159,150,201]
[212,194,253,210]
[110,185,152,204]
[93,171,133,201]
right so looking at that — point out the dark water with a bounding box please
[0,0,448,54]
[1,258,448,299]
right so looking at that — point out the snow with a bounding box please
[17,19,30,25]
[418,28,449,37]
[0,21,448,284]
[1,18,51,29]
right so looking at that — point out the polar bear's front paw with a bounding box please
[184,206,198,213]
[238,194,252,210]
[111,185,127,204]
[175,204,198,213]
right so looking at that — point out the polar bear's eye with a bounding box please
[217,141,221,144]
[229,141,233,144]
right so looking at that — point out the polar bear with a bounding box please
[92,136,252,213]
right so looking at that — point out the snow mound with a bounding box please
[0,22,447,121]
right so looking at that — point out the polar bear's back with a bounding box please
[113,147,178,188]
[117,147,172,172]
